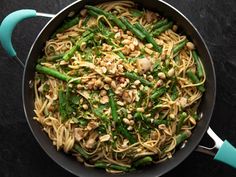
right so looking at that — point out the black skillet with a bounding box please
[0,0,235,176]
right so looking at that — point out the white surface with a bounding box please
[207,127,224,149]
[36,12,55,18]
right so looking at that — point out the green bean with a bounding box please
[35,64,80,84]
[133,156,153,167]
[63,32,94,61]
[87,9,99,17]
[176,112,187,134]
[82,15,91,27]
[134,23,162,53]
[81,30,91,38]
[93,109,108,122]
[74,32,94,51]
[85,5,126,31]
[134,112,143,121]
[152,21,173,36]
[130,9,143,17]
[152,19,169,30]
[171,83,178,101]
[150,87,167,100]
[134,112,150,124]
[45,53,64,62]
[58,90,67,121]
[52,16,80,38]
[186,70,205,92]
[65,86,75,115]
[116,51,126,59]
[192,113,200,120]
[78,119,88,126]
[63,46,77,61]
[95,162,131,172]
[175,130,191,146]
[174,54,180,64]
[74,144,90,159]
[108,89,119,123]
[134,112,148,125]
[173,39,188,55]
[136,90,146,107]
[192,50,204,78]
[125,72,154,87]
[118,125,136,144]
[153,119,169,126]
[120,17,145,40]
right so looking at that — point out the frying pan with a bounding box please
[0,0,235,176]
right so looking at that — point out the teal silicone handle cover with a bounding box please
[0,9,36,57]
[214,140,236,168]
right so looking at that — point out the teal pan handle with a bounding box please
[0,9,37,57]
[196,127,236,169]
[0,9,54,65]
[214,140,236,168]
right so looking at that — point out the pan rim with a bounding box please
[22,0,216,177]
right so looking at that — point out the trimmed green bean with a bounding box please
[174,54,180,64]
[136,90,146,107]
[120,17,145,40]
[134,112,143,121]
[77,32,94,48]
[150,87,167,100]
[192,50,204,78]
[58,90,67,121]
[85,5,126,31]
[173,39,188,55]
[192,113,200,120]
[45,53,64,62]
[35,64,80,84]
[133,156,153,167]
[82,15,91,27]
[130,9,143,17]
[125,72,154,87]
[52,16,80,38]
[108,89,119,123]
[134,23,162,53]
[134,112,150,125]
[171,86,178,101]
[118,125,136,144]
[176,112,187,134]
[87,9,99,17]
[63,32,94,61]
[175,130,191,145]
[153,119,169,126]
[116,51,126,59]
[93,109,108,123]
[152,21,173,36]
[74,144,90,159]
[95,162,131,172]
[63,46,76,61]
[186,70,205,92]
[152,19,169,30]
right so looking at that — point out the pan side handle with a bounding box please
[196,127,236,168]
[0,9,55,67]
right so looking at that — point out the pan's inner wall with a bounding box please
[22,1,216,177]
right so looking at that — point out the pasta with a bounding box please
[34,1,205,173]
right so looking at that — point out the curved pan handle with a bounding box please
[196,127,236,168]
[0,9,55,67]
